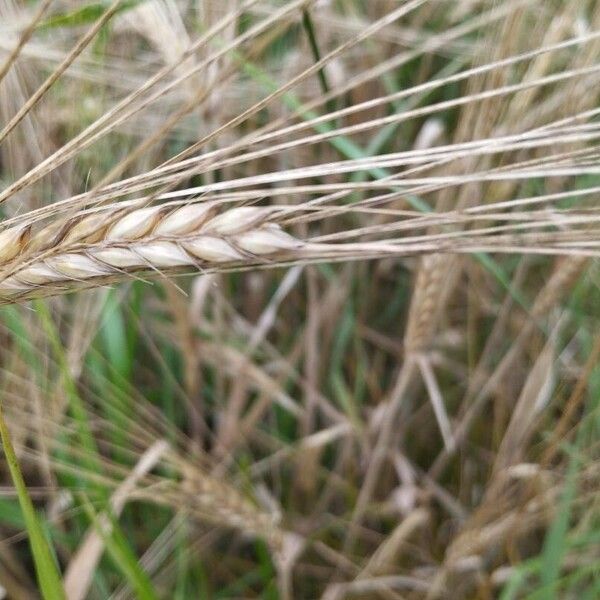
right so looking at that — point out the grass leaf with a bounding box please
[80,495,160,600]
[0,407,66,600]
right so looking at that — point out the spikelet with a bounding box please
[0,203,303,302]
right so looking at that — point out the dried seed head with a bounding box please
[203,207,271,235]
[31,220,71,251]
[154,204,215,236]
[0,279,29,297]
[92,247,141,269]
[0,225,30,264]
[107,206,160,240]
[18,262,64,285]
[0,203,305,302]
[133,242,192,268]
[182,237,244,263]
[48,254,110,280]
[235,224,302,255]
[62,214,110,244]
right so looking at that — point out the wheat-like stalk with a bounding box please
[0,202,303,302]
[1,199,600,304]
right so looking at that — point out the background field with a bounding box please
[0,1,599,598]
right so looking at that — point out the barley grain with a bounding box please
[0,203,302,302]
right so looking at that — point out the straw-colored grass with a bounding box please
[1,0,599,598]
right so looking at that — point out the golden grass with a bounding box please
[0,0,599,597]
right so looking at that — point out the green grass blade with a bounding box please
[540,418,591,589]
[33,300,102,477]
[81,496,159,600]
[39,0,143,29]
[0,407,66,600]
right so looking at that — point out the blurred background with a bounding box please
[0,1,599,598]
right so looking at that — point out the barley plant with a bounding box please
[0,0,599,598]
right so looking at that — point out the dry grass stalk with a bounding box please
[403,6,534,354]
[0,0,53,86]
